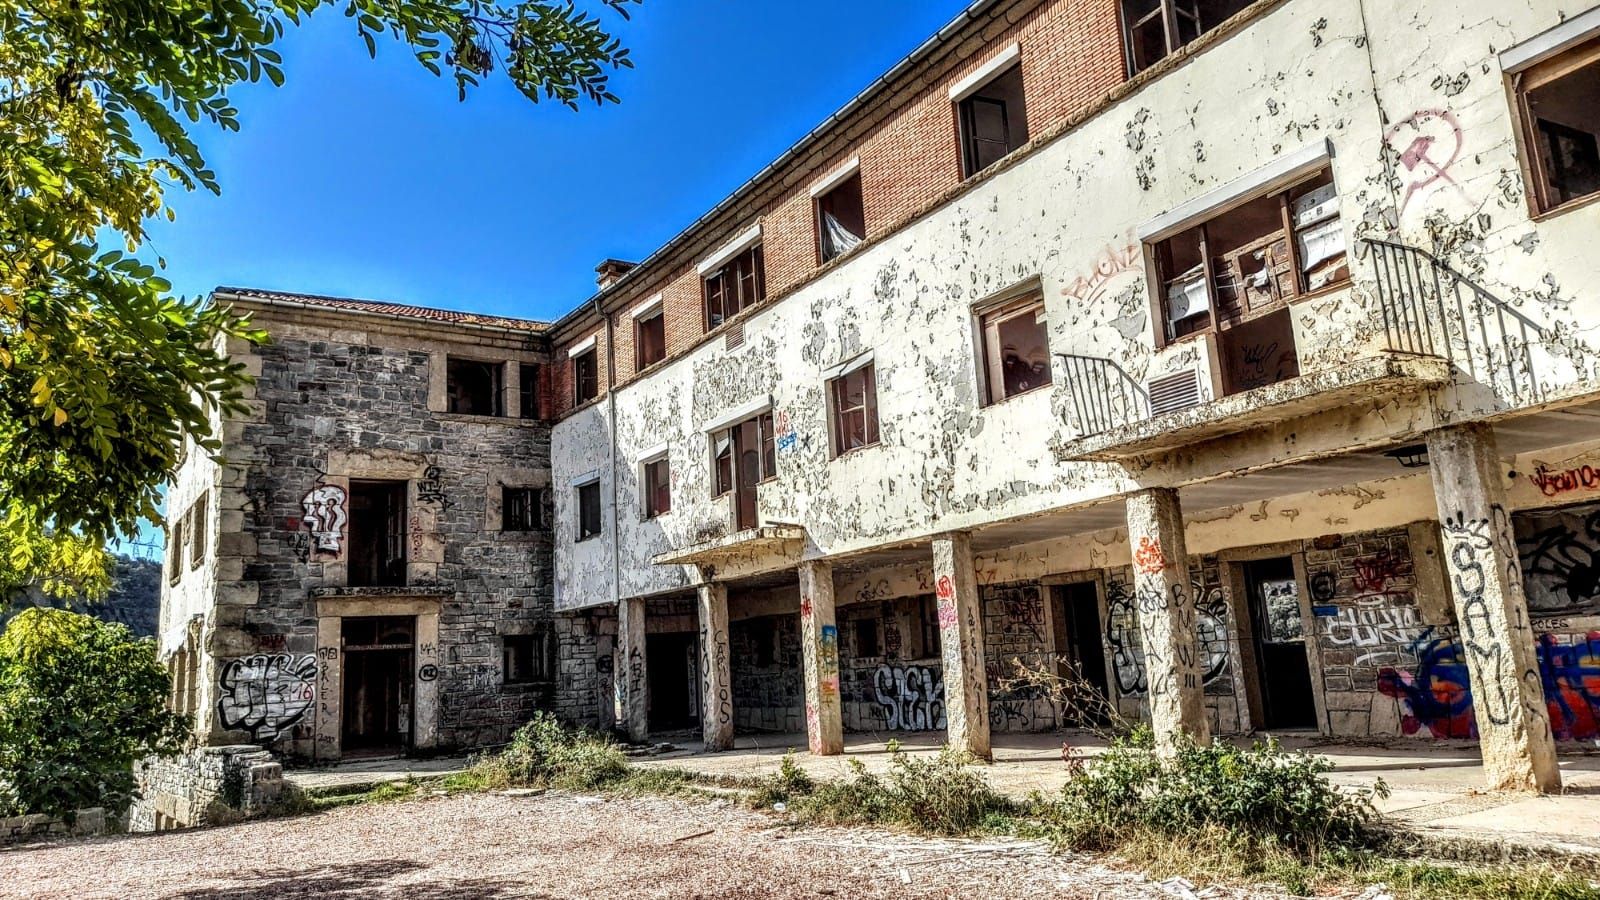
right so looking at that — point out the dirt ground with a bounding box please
[2,792,1287,899]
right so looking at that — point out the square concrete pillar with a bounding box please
[932,532,990,760]
[798,560,844,756]
[1426,424,1561,793]
[1124,488,1210,750]
[616,597,648,744]
[698,583,734,752]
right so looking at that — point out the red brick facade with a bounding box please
[551,0,1125,414]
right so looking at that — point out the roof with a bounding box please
[214,287,548,333]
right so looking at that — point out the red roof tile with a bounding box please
[217,287,548,333]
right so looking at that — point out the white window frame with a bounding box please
[948,43,1022,102]
[695,224,763,277]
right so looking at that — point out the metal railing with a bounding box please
[1365,238,1547,404]
[1057,353,1148,437]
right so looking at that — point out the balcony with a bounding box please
[652,524,807,576]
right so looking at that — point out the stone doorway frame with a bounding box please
[313,596,443,763]
[1218,541,1330,736]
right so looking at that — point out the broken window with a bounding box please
[572,345,599,406]
[642,457,671,519]
[519,363,541,420]
[828,362,879,456]
[1517,38,1600,214]
[576,479,602,541]
[349,480,407,587]
[958,63,1029,178]
[711,411,775,531]
[977,288,1052,405]
[635,308,667,370]
[504,632,554,684]
[189,493,208,570]
[1121,0,1252,76]
[817,172,866,263]
[704,244,765,330]
[447,357,502,416]
[503,486,540,532]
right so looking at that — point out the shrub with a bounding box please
[0,608,189,819]
[749,752,815,809]
[759,746,1014,837]
[470,712,628,791]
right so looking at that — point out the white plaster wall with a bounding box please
[552,0,1600,610]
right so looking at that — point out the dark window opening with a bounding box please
[829,363,880,456]
[1121,0,1252,76]
[447,358,502,416]
[817,172,866,263]
[576,480,602,541]
[635,310,667,370]
[504,632,554,684]
[978,289,1052,405]
[519,363,541,420]
[712,411,775,531]
[503,486,540,532]
[643,457,671,519]
[959,64,1029,178]
[704,245,766,331]
[341,615,415,752]
[1519,39,1600,213]
[349,480,407,587]
[573,346,599,406]
[853,617,882,658]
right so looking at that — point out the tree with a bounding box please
[0,0,640,600]
[0,607,189,818]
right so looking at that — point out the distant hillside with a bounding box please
[2,556,162,638]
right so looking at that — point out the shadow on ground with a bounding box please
[159,859,552,899]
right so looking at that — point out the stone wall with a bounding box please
[0,808,105,846]
[129,745,283,832]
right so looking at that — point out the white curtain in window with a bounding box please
[820,210,863,259]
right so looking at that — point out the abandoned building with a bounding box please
[159,0,1600,804]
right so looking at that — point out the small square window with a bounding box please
[576,480,602,541]
[504,632,553,684]
[448,358,503,416]
[635,310,666,370]
[519,364,541,420]
[828,363,880,457]
[503,486,540,532]
[958,64,1029,178]
[642,457,671,519]
[1516,38,1600,214]
[573,347,600,405]
[817,172,866,263]
[977,289,1052,405]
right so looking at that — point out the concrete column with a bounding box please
[697,583,734,752]
[798,560,844,755]
[1124,488,1210,750]
[932,532,990,759]
[615,597,648,744]
[1426,424,1561,792]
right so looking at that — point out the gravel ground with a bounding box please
[1,792,1293,899]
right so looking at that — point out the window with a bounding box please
[348,480,407,587]
[817,172,865,262]
[519,364,540,420]
[853,617,881,658]
[642,457,671,519]
[712,412,776,496]
[189,493,208,570]
[828,362,879,456]
[977,289,1052,405]
[635,309,666,370]
[503,632,554,684]
[1121,0,1252,76]
[503,486,540,532]
[167,518,184,586]
[576,479,602,541]
[1515,38,1600,214]
[919,596,942,657]
[958,63,1029,177]
[1152,168,1348,344]
[447,357,502,416]
[572,345,599,406]
[704,244,765,330]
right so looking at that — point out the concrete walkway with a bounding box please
[284,755,472,794]
[632,730,1600,855]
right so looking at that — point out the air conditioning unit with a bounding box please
[1147,369,1202,417]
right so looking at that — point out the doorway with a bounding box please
[1241,558,1316,730]
[342,616,415,754]
[1050,582,1112,726]
[348,480,407,587]
[646,632,700,732]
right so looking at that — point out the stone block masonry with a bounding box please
[129,745,283,832]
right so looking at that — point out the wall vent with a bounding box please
[725,322,745,350]
[1147,369,1201,416]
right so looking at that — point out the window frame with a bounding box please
[827,360,880,458]
[572,346,600,406]
[641,455,672,519]
[575,478,603,542]
[518,363,540,420]
[702,244,766,331]
[502,485,540,533]
[1512,38,1600,217]
[815,171,866,264]
[445,356,504,417]
[710,412,776,497]
[503,631,554,685]
[975,286,1053,407]
[188,493,208,570]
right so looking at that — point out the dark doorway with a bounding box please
[342,616,415,754]
[1242,557,1317,730]
[349,480,407,587]
[1050,582,1112,726]
[646,632,700,732]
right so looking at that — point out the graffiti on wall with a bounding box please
[1378,629,1600,741]
[217,653,317,741]
[1528,464,1600,499]
[1062,236,1140,304]
[989,583,1044,642]
[1104,579,1230,697]
[872,664,947,731]
[1383,108,1466,215]
[1517,505,1600,616]
[300,485,347,555]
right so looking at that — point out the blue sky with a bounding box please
[146,0,974,319]
[127,1,973,554]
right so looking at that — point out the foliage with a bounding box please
[0,0,639,598]
[0,608,189,818]
[469,711,629,790]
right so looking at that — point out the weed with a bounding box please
[753,746,1014,836]
[468,711,629,791]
